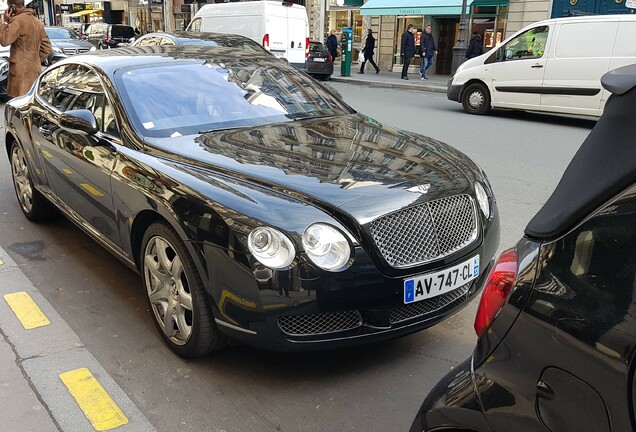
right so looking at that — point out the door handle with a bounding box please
[531,64,544,69]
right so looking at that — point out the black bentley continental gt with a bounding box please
[411,65,636,432]
[5,46,499,358]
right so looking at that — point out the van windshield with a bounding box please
[115,61,353,138]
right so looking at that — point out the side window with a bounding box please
[59,66,119,137]
[38,67,59,104]
[500,26,549,61]
[188,18,201,32]
[52,65,87,111]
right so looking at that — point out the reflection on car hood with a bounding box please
[147,114,479,222]
[51,39,93,49]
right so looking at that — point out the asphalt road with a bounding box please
[0,87,595,432]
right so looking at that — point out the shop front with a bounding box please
[326,0,364,62]
[361,0,508,76]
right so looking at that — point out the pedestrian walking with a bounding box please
[358,29,379,74]
[465,31,484,59]
[400,24,416,80]
[0,0,51,98]
[326,29,338,60]
[420,24,437,80]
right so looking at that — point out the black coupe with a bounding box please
[411,65,636,432]
[5,47,499,357]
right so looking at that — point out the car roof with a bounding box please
[525,64,636,239]
[52,45,282,73]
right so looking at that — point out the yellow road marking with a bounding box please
[42,150,53,158]
[59,368,128,431]
[35,140,41,146]
[0,258,4,265]
[3,291,50,330]
[63,168,73,175]
[80,184,104,197]
[26,149,31,157]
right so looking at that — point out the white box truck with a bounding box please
[187,1,310,68]
[448,14,636,117]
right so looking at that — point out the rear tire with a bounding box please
[319,74,331,81]
[9,142,56,221]
[462,83,491,115]
[141,222,227,358]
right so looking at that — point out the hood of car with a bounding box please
[147,114,480,222]
[51,39,93,49]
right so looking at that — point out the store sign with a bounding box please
[72,3,86,11]
[180,4,190,12]
[60,4,71,11]
[394,8,427,14]
[343,0,363,5]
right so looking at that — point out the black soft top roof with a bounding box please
[525,64,636,239]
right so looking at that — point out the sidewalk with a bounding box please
[0,247,155,432]
[329,65,450,94]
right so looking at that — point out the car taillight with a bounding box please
[105,35,110,42]
[328,54,333,62]
[262,34,269,50]
[474,248,518,337]
[305,37,310,58]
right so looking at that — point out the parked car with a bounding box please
[65,22,92,38]
[0,57,8,101]
[412,64,636,432]
[44,26,95,66]
[85,23,136,49]
[449,14,636,117]
[5,46,499,358]
[305,40,333,81]
[131,31,271,56]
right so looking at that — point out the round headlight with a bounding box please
[475,182,490,218]
[302,224,351,272]
[248,227,295,269]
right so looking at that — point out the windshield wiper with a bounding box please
[198,125,246,134]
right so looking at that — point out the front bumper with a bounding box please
[206,207,499,351]
[447,77,462,102]
[410,357,490,432]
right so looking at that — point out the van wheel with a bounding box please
[462,83,491,115]
[141,222,227,358]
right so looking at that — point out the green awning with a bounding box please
[344,0,364,5]
[360,0,474,16]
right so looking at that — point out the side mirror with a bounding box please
[505,49,513,59]
[60,109,99,135]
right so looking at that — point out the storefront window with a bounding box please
[470,2,508,51]
[327,9,364,61]
[394,17,424,66]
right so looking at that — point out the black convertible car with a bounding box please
[411,65,636,432]
[6,46,499,358]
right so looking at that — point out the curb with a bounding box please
[329,76,448,94]
[0,246,156,432]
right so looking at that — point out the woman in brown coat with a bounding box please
[0,0,51,97]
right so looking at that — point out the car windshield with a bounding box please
[309,42,327,53]
[46,27,79,39]
[115,61,353,138]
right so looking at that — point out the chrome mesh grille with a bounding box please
[62,48,91,55]
[389,283,471,324]
[278,311,362,337]
[370,195,478,267]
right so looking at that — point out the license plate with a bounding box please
[271,51,285,58]
[404,255,480,304]
[313,58,325,62]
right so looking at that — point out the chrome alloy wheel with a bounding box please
[11,146,34,214]
[468,90,485,110]
[143,236,193,345]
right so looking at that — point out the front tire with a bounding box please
[462,83,491,115]
[141,222,227,358]
[10,142,56,221]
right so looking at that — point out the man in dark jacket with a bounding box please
[358,29,379,74]
[326,29,338,60]
[419,24,437,80]
[465,31,484,59]
[401,24,415,80]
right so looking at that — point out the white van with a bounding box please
[187,1,309,68]
[448,15,636,117]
